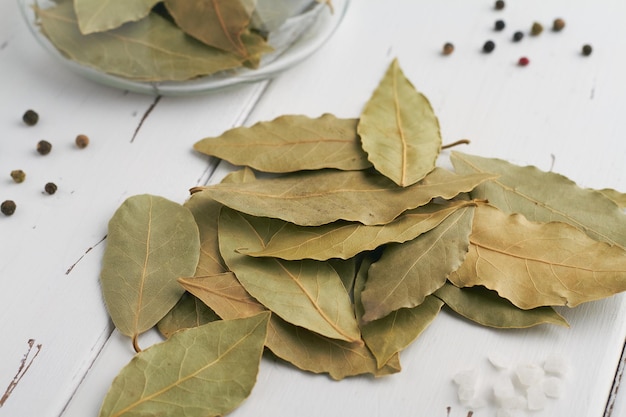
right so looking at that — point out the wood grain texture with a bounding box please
[2,0,626,417]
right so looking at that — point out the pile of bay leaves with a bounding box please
[97,59,626,417]
[33,0,328,82]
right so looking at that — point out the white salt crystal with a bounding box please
[498,394,526,410]
[527,385,548,410]
[543,376,563,398]
[453,368,479,387]
[543,354,570,376]
[493,375,516,401]
[457,385,476,405]
[488,352,511,369]
[496,409,523,417]
[515,363,545,386]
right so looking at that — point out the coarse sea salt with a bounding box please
[542,376,563,398]
[527,385,548,410]
[543,354,570,376]
[515,363,545,386]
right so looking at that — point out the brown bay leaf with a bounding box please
[434,283,569,329]
[360,205,474,322]
[451,151,626,249]
[358,58,441,187]
[98,313,270,417]
[74,0,160,34]
[193,114,371,173]
[202,167,495,226]
[164,0,252,57]
[157,292,219,339]
[36,3,265,82]
[179,273,267,320]
[242,200,477,260]
[355,257,443,368]
[448,204,626,309]
[180,271,398,379]
[218,207,362,343]
[100,195,200,349]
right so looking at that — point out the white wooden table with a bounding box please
[2,1,626,416]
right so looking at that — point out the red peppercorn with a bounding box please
[518,57,530,66]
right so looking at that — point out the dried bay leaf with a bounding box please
[36,3,269,82]
[157,292,219,339]
[193,114,371,173]
[74,0,160,34]
[266,314,402,380]
[355,257,443,368]
[597,188,626,209]
[448,204,626,309]
[358,58,441,187]
[179,273,267,320]
[164,0,253,57]
[202,167,495,226]
[218,207,362,343]
[434,283,569,329]
[242,200,477,261]
[100,195,200,349]
[360,205,474,322]
[98,313,270,417]
[451,151,626,249]
[181,272,398,379]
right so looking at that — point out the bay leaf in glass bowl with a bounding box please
[18,0,349,95]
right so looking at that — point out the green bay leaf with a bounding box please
[36,3,268,81]
[434,283,569,329]
[597,188,626,209]
[358,58,441,187]
[74,0,160,34]
[157,293,219,339]
[98,313,270,417]
[202,167,494,226]
[360,205,474,322]
[181,272,396,379]
[451,151,626,249]
[100,195,200,348]
[218,207,362,343]
[164,0,252,57]
[194,114,371,173]
[355,257,443,368]
[242,200,476,260]
[448,204,626,309]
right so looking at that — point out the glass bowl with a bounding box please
[18,0,349,95]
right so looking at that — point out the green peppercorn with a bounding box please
[44,182,58,195]
[1,200,16,216]
[531,22,543,36]
[442,42,454,55]
[75,134,90,149]
[483,40,496,53]
[582,44,593,56]
[495,20,505,31]
[22,110,39,126]
[513,31,524,42]
[494,0,505,10]
[10,170,26,183]
[552,18,565,31]
[37,140,52,155]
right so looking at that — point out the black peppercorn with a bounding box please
[552,18,565,32]
[10,170,26,183]
[442,42,454,55]
[1,200,16,216]
[513,31,524,42]
[75,134,90,149]
[494,0,505,10]
[495,20,505,31]
[582,44,593,56]
[37,140,52,155]
[483,40,496,53]
[531,22,543,36]
[44,182,58,195]
[22,110,39,126]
